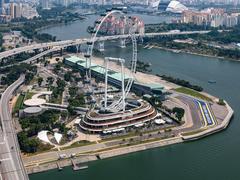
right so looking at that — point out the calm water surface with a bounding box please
[39,14,178,40]
[31,14,240,180]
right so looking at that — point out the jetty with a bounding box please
[71,159,88,171]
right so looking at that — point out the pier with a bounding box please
[71,159,88,171]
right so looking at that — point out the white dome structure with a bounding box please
[166,0,188,13]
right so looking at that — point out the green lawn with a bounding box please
[175,87,212,102]
[25,92,35,100]
[50,94,63,104]
[14,94,25,112]
[181,127,207,136]
[60,140,96,150]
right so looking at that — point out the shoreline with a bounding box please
[26,101,234,175]
[37,16,87,32]
[150,45,240,62]
[36,17,86,33]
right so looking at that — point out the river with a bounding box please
[39,14,178,40]
[31,14,240,180]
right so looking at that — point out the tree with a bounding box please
[56,78,66,91]
[172,107,185,121]
[37,77,43,87]
[64,72,72,82]
[67,105,76,115]
[68,94,85,107]
[69,86,78,97]
[54,63,61,74]
[47,77,54,86]
[25,72,35,84]
[18,132,40,153]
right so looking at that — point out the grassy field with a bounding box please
[25,91,36,100]
[50,94,63,104]
[181,127,207,136]
[14,94,25,112]
[60,141,96,150]
[175,87,212,102]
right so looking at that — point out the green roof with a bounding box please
[109,72,132,81]
[135,82,164,90]
[66,56,132,82]
[65,56,85,64]
[91,66,105,75]
[148,83,164,90]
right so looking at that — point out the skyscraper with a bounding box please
[40,0,50,9]
[0,0,4,15]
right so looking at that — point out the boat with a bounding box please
[143,44,149,49]
[208,80,216,84]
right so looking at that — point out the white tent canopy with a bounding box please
[37,130,51,144]
[54,132,63,144]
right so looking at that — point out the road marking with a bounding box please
[205,103,216,126]
[0,158,11,162]
[197,101,207,127]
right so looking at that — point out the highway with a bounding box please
[0,47,61,69]
[0,75,29,180]
[0,31,210,60]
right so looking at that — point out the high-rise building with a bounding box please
[223,14,238,27]
[40,0,50,9]
[0,0,4,14]
[10,3,22,19]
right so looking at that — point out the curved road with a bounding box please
[0,75,29,180]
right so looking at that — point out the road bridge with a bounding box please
[0,31,210,60]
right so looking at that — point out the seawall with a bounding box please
[26,101,234,175]
[181,101,234,141]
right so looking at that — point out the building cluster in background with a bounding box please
[98,15,145,35]
[180,0,240,6]
[39,0,162,8]
[0,0,39,22]
[182,8,240,27]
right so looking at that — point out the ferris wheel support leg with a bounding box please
[98,42,105,52]
[76,44,81,53]
[85,57,89,80]
[120,39,126,48]
[104,58,109,110]
[121,61,125,112]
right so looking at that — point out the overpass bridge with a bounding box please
[0,30,210,60]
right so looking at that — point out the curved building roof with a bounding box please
[23,107,42,114]
[24,98,46,107]
[166,0,188,13]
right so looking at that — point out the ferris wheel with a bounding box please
[84,8,139,112]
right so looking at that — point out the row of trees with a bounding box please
[136,60,152,73]
[145,22,216,33]
[145,22,240,60]
[0,63,37,85]
[158,74,203,92]
[50,78,66,103]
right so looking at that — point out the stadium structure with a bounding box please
[166,0,188,13]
